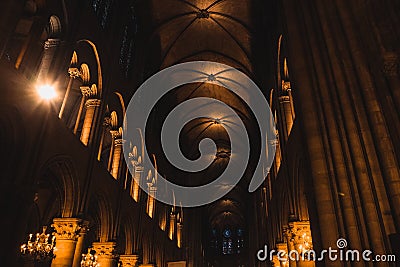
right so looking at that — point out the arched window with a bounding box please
[92,0,114,28]
[237,228,244,254]
[119,2,137,78]
[222,228,233,255]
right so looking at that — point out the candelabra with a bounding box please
[81,248,99,267]
[20,226,56,262]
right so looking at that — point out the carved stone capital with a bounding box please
[44,39,61,49]
[134,166,144,173]
[282,80,291,91]
[92,242,118,259]
[114,139,125,146]
[52,218,82,241]
[285,221,313,249]
[279,95,290,103]
[110,130,122,140]
[85,99,101,108]
[68,67,81,78]
[119,255,139,266]
[80,86,92,97]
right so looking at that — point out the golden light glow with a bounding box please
[37,84,57,100]
[147,195,155,218]
[132,180,139,202]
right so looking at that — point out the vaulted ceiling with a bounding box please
[145,0,268,235]
[149,0,254,74]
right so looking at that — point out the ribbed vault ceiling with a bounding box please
[150,0,254,74]
[147,0,260,231]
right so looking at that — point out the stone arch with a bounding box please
[88,192,114,242]
[119,214,137,255]
[37,155,80,219]
[47,15,63,38]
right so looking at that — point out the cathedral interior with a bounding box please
[0,0,399,266]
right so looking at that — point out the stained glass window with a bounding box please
[119,2,137,78]
[92,0,114,28]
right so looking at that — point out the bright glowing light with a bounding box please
[37,84,57,100]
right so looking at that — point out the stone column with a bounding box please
[276,242,289,267]
[51,218,82,267]
[119,255,139,267]
[72,221,89,267]
[92,242,118,267]
[279,80,294,139]
[35,39,61,81]
[80,97,101,146]
[146,185,157,218]
[168,211,176,240]
[110,128,123,179]
[176,221,183,248]
[283,226,296,267]
[129,147,143,202]
[286,222,314,267]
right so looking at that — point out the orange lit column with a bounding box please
[110,129,123,179]
[92,242,118,267]
[80,98,101,146]
[287,222,314,267]
[284,226,297,267]
[131,165,143,201]
[168,210,176,240]
[276,242,289,267]
[279,82,294,140]
[147,185,157,218]
[176,219,183,248]
[119,255,139,267]
[72,221,89,267]
[51,218,82,267]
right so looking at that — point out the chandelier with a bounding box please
[81,248,99,267]
[20,226,56,262]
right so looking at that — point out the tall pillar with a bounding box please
[97,115,111,161]
[275,242,289,267]
[279,80,294,140]
[177,219,183,248]
[119,255,139,267]
[35,39,61,81]
[110,128,123,179]
[72,221,89,267]
[51,218,82,267]
[169,211,176,240]
[283,226,297,267]
[80,98,101,146]
[80,84,101,146]
[92,242,118,267]
[129,147,143,202]
[286,222,314,267]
